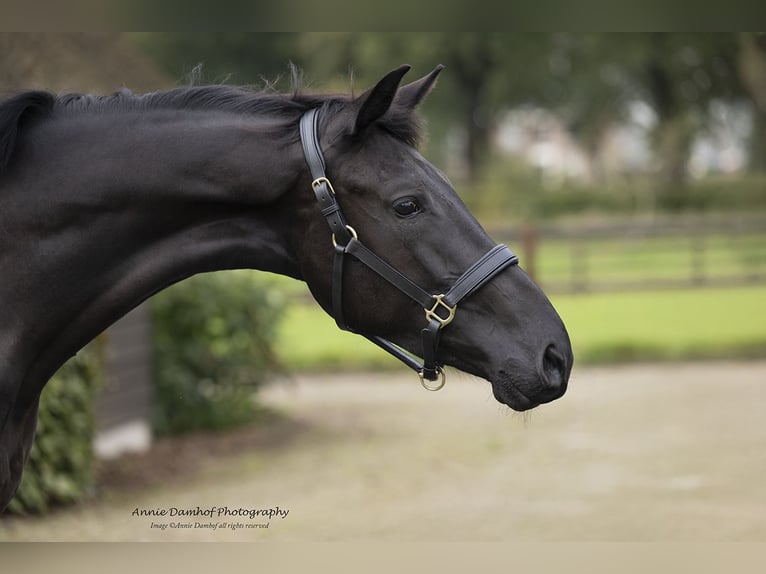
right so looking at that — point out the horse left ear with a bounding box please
[395,64,444,109]
[354,64,411,135]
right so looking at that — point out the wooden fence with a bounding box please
[488,215,766,294]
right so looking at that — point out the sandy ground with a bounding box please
[1,361,765,542]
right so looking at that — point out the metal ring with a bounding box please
[419,367,446,391]
[332,225,358,248]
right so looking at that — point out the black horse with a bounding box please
[0,65,572,510]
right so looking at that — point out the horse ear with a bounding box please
[395,64,444,109]
[354,64,411,135]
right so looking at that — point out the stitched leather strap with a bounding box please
[300,108,326,179]
[301,109,352,246]
[444,244,518,307]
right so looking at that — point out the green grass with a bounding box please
[275,285,766,371]
[275,304,405,371]
[551,285,766,364]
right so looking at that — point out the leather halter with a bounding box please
[299,108,519,390]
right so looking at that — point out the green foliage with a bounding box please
[132,33,302,86]
[6,345,103,515]
[523,177,766,219]
[469,152,766,224]
[151,271,285,435]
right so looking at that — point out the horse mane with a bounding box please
[0,83,423,176]
[59,85,423,145]
[0,91,56,173]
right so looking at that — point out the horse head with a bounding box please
[289,65,573,411]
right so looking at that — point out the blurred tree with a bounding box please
[515,34,632,181]
[133,33,300,87]
[438,34,504,183]
[738,33,766,171]
[541,35,745,181]
[523,33,751,207]
[298,33,554,184]
[638,34,742,190]
[133,33,760,200]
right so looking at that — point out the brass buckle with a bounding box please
[312,177,336,195]
[419,367,446,391]
[425,294,456,327]
[332,225,358,248]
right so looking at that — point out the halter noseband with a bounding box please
[299,108,519,390]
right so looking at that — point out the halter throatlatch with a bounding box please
[299,108,519,390]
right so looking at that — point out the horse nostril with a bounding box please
[541,344,568,393]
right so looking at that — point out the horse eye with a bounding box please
[393,197,422,217]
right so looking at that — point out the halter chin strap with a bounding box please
[299,108,519,389]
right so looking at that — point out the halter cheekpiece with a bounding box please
[299,108,519,390]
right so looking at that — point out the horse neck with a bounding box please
[0,108,305,401]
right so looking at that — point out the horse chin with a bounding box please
[444,355,550,412]
[490,374,540,412]
[489,364,569,412]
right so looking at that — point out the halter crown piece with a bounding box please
[299,109,519,391]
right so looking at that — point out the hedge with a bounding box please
[6,343,103,515]
[151,270,286,435]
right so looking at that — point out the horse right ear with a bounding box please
[395,65,444,109]
[353,65,411,135]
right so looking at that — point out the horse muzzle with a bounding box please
[492,340,573,411]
